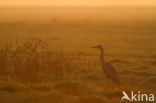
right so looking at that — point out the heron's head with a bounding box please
[91,45,103,49]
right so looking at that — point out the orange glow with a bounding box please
[0,0,156,6]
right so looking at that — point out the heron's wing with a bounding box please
[105,62,118,76]
[104,62,120,83]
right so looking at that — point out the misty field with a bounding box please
[0,7,156,103]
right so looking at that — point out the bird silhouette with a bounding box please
[92,45,120,84]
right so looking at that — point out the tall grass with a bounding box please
[0,40,94,82]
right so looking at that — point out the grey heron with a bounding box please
[92,45,120,85]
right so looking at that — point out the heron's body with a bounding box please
[92,45,120,84]
[102,62,120,84]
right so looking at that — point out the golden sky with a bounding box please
[0,0,156,6]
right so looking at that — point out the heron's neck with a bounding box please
[100,48,104,62]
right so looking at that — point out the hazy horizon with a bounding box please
[0,6,156,24]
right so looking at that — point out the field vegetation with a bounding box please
[0,6,156,103]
